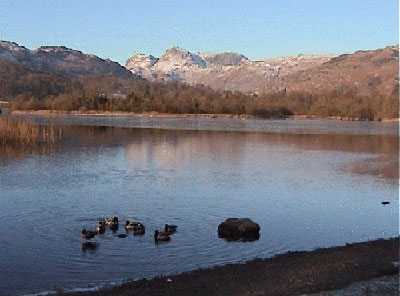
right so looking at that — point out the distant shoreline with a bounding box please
[58,238,399,296]
[10,110,400,122]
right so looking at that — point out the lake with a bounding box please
[0,115,398,295]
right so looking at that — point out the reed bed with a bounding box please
[0,117,60,148]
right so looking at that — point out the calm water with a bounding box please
[0,116,398,295]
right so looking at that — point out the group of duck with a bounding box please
[80,217,177,250]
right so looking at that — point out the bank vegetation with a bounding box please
[5,72,399,120]
[0,117,60,148]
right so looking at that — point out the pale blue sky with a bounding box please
[1,1,398,65]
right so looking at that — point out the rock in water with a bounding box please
[218,218,260,241]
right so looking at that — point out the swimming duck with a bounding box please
[80,229,97,240]
[104,217,119,226]
[125,221,142,230]
[96,222,106,234]
[382,201,390,205]
[105,217,118,231]
[134,228,145,236]
[164,224,177,234]
[125,221,146,235]
[110,223,119,231]
[154,230,170,242]
[82,242,99,251]
[125,220,145,230]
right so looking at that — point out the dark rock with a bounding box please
[218,218,260,241]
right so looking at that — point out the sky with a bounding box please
[1,1,398,65]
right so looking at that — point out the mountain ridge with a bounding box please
[0,40,135,78]
[125,45,398,99]
[125,47,335,93]
[0,40,397,119]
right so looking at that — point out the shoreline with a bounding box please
[58,238,399,296]
[9,110,400,122]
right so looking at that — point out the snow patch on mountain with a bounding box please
[125,53,159,79]
[125,46,335,92]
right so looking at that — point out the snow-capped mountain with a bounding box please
[125,45,398,99]
[125,46,334,93]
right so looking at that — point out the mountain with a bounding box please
[276,45,399,98]
[125,53,159,79]
[125,47,334,93]
[0,40,134,78]
[125,46,398,99]
[1,39,397,119]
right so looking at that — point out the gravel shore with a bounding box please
[60,238,399,296]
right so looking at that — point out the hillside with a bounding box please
[0,59,81,100]
[0,40,135,78]
[279,46,399,98]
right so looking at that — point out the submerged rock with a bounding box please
[218,218,260,241]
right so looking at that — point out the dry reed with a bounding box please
[0,117,60,148]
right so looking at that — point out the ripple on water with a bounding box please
[0,120,398,295]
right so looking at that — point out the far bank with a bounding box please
[9,110,400,122]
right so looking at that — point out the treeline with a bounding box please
[7,73,399,120]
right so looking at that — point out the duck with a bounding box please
[125,221,144,230]
[382,201,390,205]
[154,230,170,242]
[96,222,106,234]
[104,217,119,231]
[82,242,99,251]
[110,223,119,231]
[104,218,112,225]
[133,228,145,236]
[164,224,178,234]
[80,229,97,240]
[125,221,146,235]
[104,217,119,226]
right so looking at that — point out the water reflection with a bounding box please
[1,124,398,180]
[10,114,399,136]
[123,129,398,181]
